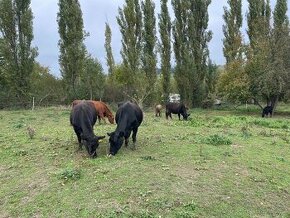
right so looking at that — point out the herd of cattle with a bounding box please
[70,100,272,158]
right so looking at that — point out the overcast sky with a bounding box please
[31,0,288,77]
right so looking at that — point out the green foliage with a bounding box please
[57,168,81,182]
[117,0,142,77]
[172,0,212,107]
[247,0,271,48]
[217,60,250,103]
[31,62,64,106]
[141,0,157,104]
[141,0,157,76]
[79,55,105,100]
[244,0,290,108]
[158,0,171,102]
[0,0,37,106]
[222,0,243,64]
[204,134,232,146]
[105,23,115,76]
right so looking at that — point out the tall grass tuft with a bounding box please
[204,134,232,146]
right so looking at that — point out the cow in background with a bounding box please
[90,101,114,124]
[165,102,190,120]
[72,100,114,124]
[155,104,162,117]
[262,105,273,118]
[107,101,143,156]
[70,101,105,158]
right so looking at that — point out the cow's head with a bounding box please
[86,135,105,158]
[182,113,190,120]
[107,114,115,124]
[107,131,124,155]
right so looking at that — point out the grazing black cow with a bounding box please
[70,101,105,158]
[262,105,273,118]
[107,101,143,156]
[165,102,190,120]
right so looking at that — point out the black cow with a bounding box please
[107,101,143,156]
[70,101,105,158]
[165,102,190,120]
[262,105,273,118]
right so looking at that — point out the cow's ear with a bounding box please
[119,131,124,137]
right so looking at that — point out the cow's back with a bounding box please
[116,102,143,125]
[166,102,182,113]
[70,101,97,128]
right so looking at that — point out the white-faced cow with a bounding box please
[165,102,190,120]
[107,101,143,156]
[70,101,105,158]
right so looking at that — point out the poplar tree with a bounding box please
[223,0,243,63]
[246,0,271,106]
[105,22,115,76]
[219,0,249,103]
[0,0,37,106]
[57,0,86,100]
[188,0,212,107]
[172,0,212,106]
[117,0,142,84]
[158,0,171,102]
[172,0,191,103]
[247,0,271,49]
[141,0,157,93]
[268,0,290,107]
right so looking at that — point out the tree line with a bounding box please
[0,0,289,110]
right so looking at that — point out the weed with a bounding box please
[57,168,81,182]
[276,156,286,162]
[174,201,198,218]
[140,155,156,161]
[204,134,232,146]
[14,150,28,156]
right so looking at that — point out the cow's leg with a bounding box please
[73,127,83,150]
[131,128,138,150]
[178,113,181,120]
[124,131,131,147]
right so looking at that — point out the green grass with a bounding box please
[1,106,290,217]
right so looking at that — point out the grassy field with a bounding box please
[1,105,290,217]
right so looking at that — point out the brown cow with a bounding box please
[72,100,114,124]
